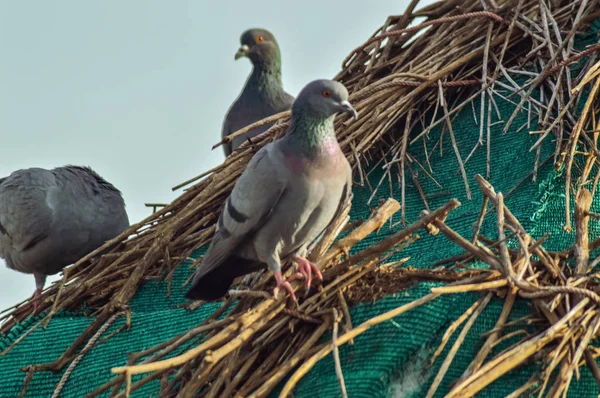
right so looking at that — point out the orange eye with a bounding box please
[257,35,264,43]
[322,90,331,98]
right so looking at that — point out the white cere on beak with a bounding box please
[340,100,358,120]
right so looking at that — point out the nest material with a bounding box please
[2,0,600,397]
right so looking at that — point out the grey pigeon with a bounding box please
[0,165,130,308]
[222,28,294,157]
[186,79,357,302]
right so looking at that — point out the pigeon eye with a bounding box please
[257,35,264,43]
[322,90,331,98]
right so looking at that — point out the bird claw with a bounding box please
[273,271,297,303]
[272,259,322,303]
[287,272,306,283]
[294,256,323,289]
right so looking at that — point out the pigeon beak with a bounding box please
[340,100,358,120]
[235,44,250,60]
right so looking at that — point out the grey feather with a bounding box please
[0,165,130,291]
[188,145,288,286]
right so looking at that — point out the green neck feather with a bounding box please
[285,110,336,156]
[248,53,283,98]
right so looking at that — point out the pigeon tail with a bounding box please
[185,257,258,301]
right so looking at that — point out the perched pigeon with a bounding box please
[0,165,130,308]
[222,28,294,157]
[186,79,357,302]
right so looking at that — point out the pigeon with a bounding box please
[186,79,357,302]
[0,165,130,309]
[222,28,294,157]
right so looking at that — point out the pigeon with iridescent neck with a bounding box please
[187,79,356,302]
[222,28,294,157]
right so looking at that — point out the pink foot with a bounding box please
[32,288,42,312]
[273,271,298,303]
[292,256,323,289]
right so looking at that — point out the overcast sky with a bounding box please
[0,0,435,311]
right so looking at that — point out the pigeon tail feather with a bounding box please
[185,257,257,301]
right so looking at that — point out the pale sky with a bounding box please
[0,0,434,311]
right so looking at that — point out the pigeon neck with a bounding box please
[285,111,338,157]
[247,59,283,95]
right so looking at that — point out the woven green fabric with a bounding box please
[1,22,600,398]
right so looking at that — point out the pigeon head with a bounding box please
[235,28,281,67]
[293,79,358,121]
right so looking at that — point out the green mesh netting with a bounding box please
[2,22,600,398]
